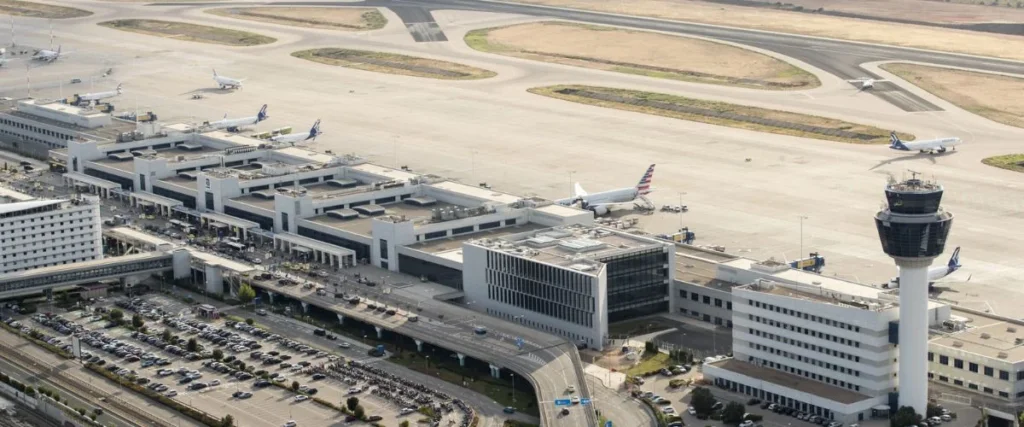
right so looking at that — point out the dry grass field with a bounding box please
[98,19,276,46]
[882,63,1024,129]
[206,7,387,31]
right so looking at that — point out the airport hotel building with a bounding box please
[0,187,103,275]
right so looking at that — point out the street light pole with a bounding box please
[798,215,809,258]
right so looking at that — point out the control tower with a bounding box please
[874,173,954,415]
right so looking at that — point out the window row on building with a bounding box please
[747,356,862,392]
[0,118,75,142]
[0,226,96,243]
[932,374,1015,399]
[486,276,594,327]
[748,325,862,362]
[749,340,862,378]
[749,300,862,333]
[682,289,733,310]
[748,314,862,349]
[485,251,594,296]
[929,352,1012,381]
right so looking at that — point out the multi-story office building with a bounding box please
[0,195,102,275]
[463,225,675,349]
[705,277,950,423]
[928,310,1024,406]
[0,98,135,159]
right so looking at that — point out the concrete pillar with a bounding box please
[415,339,423,352]
[337,314,344,325]
[375,326,383,339]
[268,292,275,305]
[489,364,500,379]
[300,301,308,313]
[457,353,466,367]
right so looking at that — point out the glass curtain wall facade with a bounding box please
[484,251,595,327]
[600,247,669,322]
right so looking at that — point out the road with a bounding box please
[149,0,1024,111]
[251,266,603,427]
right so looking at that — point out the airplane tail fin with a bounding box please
[889,131,908,150]
[636,164,655,195]
[213,68,218,77]
[306,119,321,140]
[56,45,61,55]
[116,83,123,94]
[948,246,961,272]
[257,104,268,122]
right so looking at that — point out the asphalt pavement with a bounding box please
[148,0,1024,111]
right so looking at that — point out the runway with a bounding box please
[148,0,1024,111]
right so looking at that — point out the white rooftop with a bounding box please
[0,199,60,215]
[190,251,255,273]
[430,181,521,205]
[723,257,884,301]
[0,186,35,202]
[349,163,418,181]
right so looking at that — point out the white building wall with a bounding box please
[0,198,102,275]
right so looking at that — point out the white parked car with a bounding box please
[165,390,177,397]
[400,408,416,415]
[282,422,296,427]
[338,342,351,349]
[348,387,362,394]
[662,407,675,414]
[209,379,220,386]
[294,395,309,402]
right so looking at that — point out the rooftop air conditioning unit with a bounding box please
[998,352,1008,359]
[1008,327,1017,333]
[981,333,991,339]
[952,341,963,348]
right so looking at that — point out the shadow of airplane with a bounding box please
[869,151,953,170]
[178,87,236,97]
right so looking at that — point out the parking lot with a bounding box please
[16,293,478,427]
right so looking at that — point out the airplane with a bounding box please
[270,119,322,145]
[76,83,123,104]
[203,104,268,132]
[213,69,244,90]
[556,164,655,215]
[889,131,961,154]
[847,77,887,90]
[884,247,965,289]
[32,45,61,62]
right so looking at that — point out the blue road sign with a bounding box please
[515,337,524,350]
[581,398,591,405]
[554,399,571,406]
[605,421,613,427]
[376,344,385,352]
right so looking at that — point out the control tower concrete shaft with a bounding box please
[874,175,953,416]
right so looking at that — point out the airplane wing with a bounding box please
[573,182,587,198]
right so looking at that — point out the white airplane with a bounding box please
[270,119,322,145]
[76,83,123,104]
[556,164,655,215]
[32,45,61,62]
[213,69,244,89]
[204,104,268,132]
[848,77,887,90]
[889,131,961,154]
[885,247,964,289]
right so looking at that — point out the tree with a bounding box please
[291,381,299,392]
[212,349,224,361]
[399,421,410,427]
[722,402,746,425]
[690,386,716,416]
[927,403,943,419]
[238,283,256,306]
[220,414,235,427]
[131,314,145,329]
[891,406,922,427]
[245,318,254,326]
[161,329,172,343]
[186,338,198,353]
[353,405,365,419]
[346,397,359,411]
[109,309,124,323]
